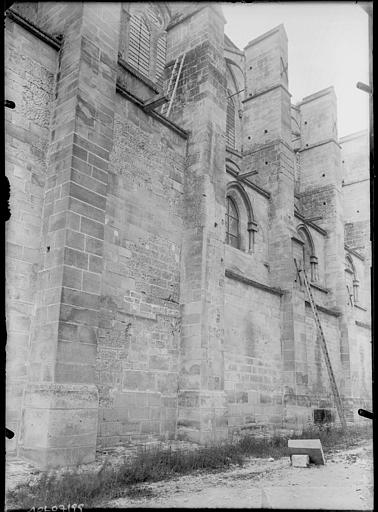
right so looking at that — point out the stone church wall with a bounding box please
[96,94,187,448]
[5,16,58,452]
[4,2,371,467]
[224,278,283,433]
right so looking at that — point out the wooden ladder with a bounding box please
[161,52,186,117]
[294,259,347,430]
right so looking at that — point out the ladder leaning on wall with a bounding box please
[160,52,186,117]
[294,258,347,430]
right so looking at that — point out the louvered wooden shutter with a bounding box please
[128,15,150,78]
[156,34,167,87]
[226,95,236,149]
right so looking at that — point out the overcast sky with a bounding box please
[222,2,370,138]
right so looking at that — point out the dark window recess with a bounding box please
[226,196,239,248]
[128,15,150,78]
[155,34,166,87]
[314,409,334,424]
[226,93,236,149]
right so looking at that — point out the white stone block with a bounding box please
[291,454,310,467]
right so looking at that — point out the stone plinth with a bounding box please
[18,383,99,468]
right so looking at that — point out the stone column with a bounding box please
[166,5,228,443]
[18,3,121,467]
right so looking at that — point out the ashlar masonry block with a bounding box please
[291,454,310,467]
[19,383,98,469]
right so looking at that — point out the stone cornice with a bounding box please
[298,138,341,152]
[225,269,283,296]
[305,301,342,317]
[226,147,242,159]
[5,8,63,50]
[118,57,161,94]
[294,211,328,236]
[310,282,330,294]
[115,82,189,139]
[345,245,365,261]
[355,320,371,330]
[244,24,286,50]
[242,138,293,158]
[242,83,291,104]
[297,86,335,106]
[224,46,244,57]
[339,130,369,144]
[226,167,271,199]
[342,178,370,187]
[166,6,206,30]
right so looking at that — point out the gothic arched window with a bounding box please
[226,196,239,248]
[226,93,236,149]
[128,14,151,77]
[297,226,318,282]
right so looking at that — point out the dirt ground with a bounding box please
[103,440,373,509]
[6,438,373,509]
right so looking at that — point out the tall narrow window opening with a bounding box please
[226,93,236,149]
[298,226,318,282]
[156,34,167,87]
[226,196,239,248]
[345,255,359,305]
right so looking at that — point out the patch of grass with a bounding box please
[294,422,372,452]
[236,433,289,459]
[6,423,372,509]
[6,444,244,509]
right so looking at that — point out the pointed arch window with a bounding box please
[297,227,318,282]
[226,93,236,149]
[226,196,239,248]
[128,14,150,77]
